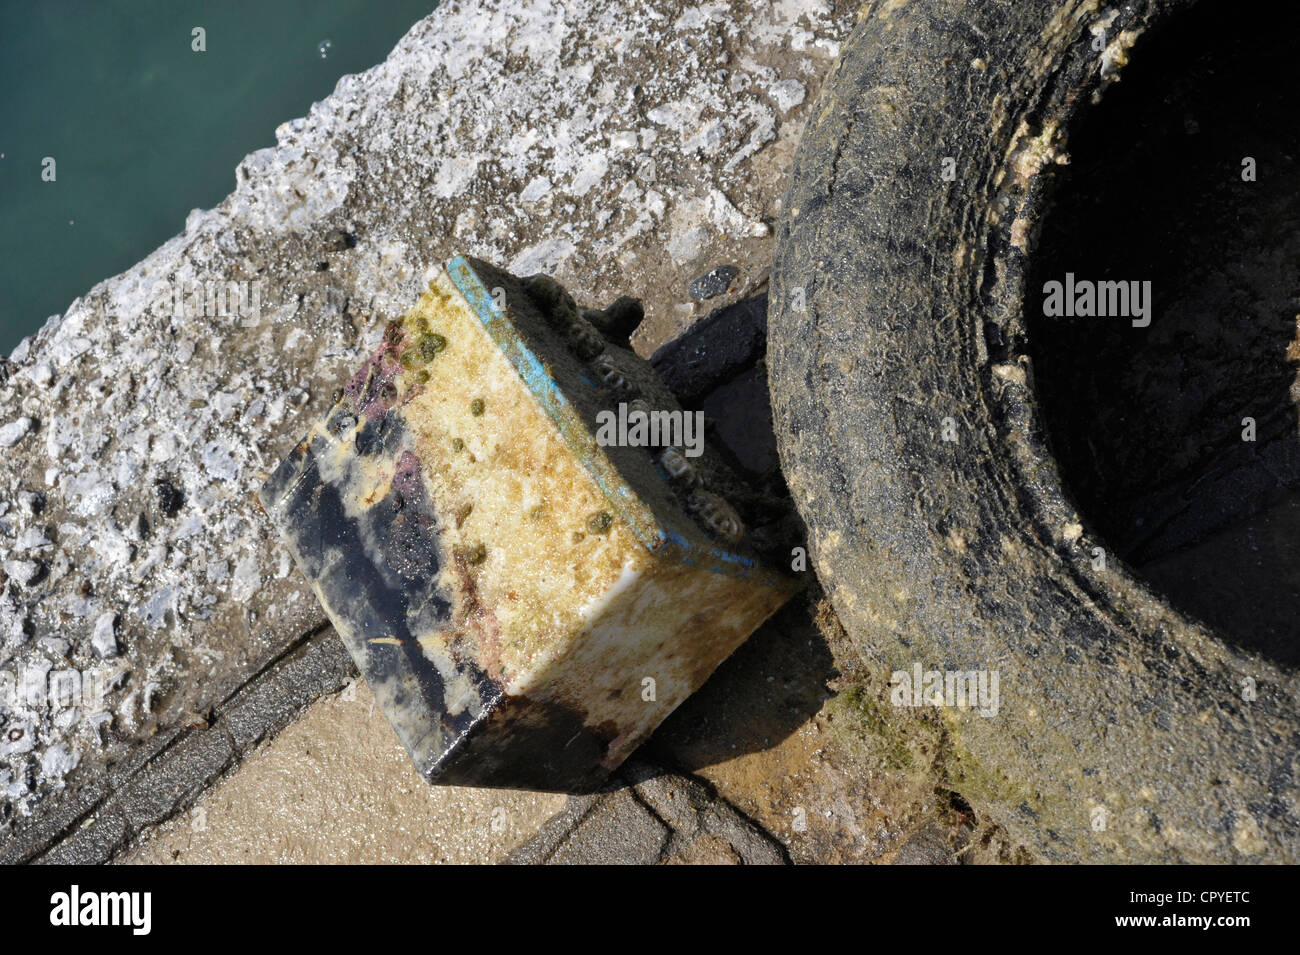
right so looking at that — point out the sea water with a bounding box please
[0,0,436,354]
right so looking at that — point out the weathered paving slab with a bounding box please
[109,590,1000,864]
[120,674,568,865]
[503,756,788,864]
[10,627,351,864]
[0,0,853,859]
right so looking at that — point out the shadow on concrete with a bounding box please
[636,293,837,773]
[644,597,837,775]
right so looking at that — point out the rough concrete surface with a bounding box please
[1,0,865,862]
[110,592,989,864]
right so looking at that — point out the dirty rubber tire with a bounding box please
[769,0,1299,862]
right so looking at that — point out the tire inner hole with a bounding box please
[1026,3,1300,668]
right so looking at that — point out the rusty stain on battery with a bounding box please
[259,256,796,791]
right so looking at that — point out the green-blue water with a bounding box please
[0,0,436,354]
